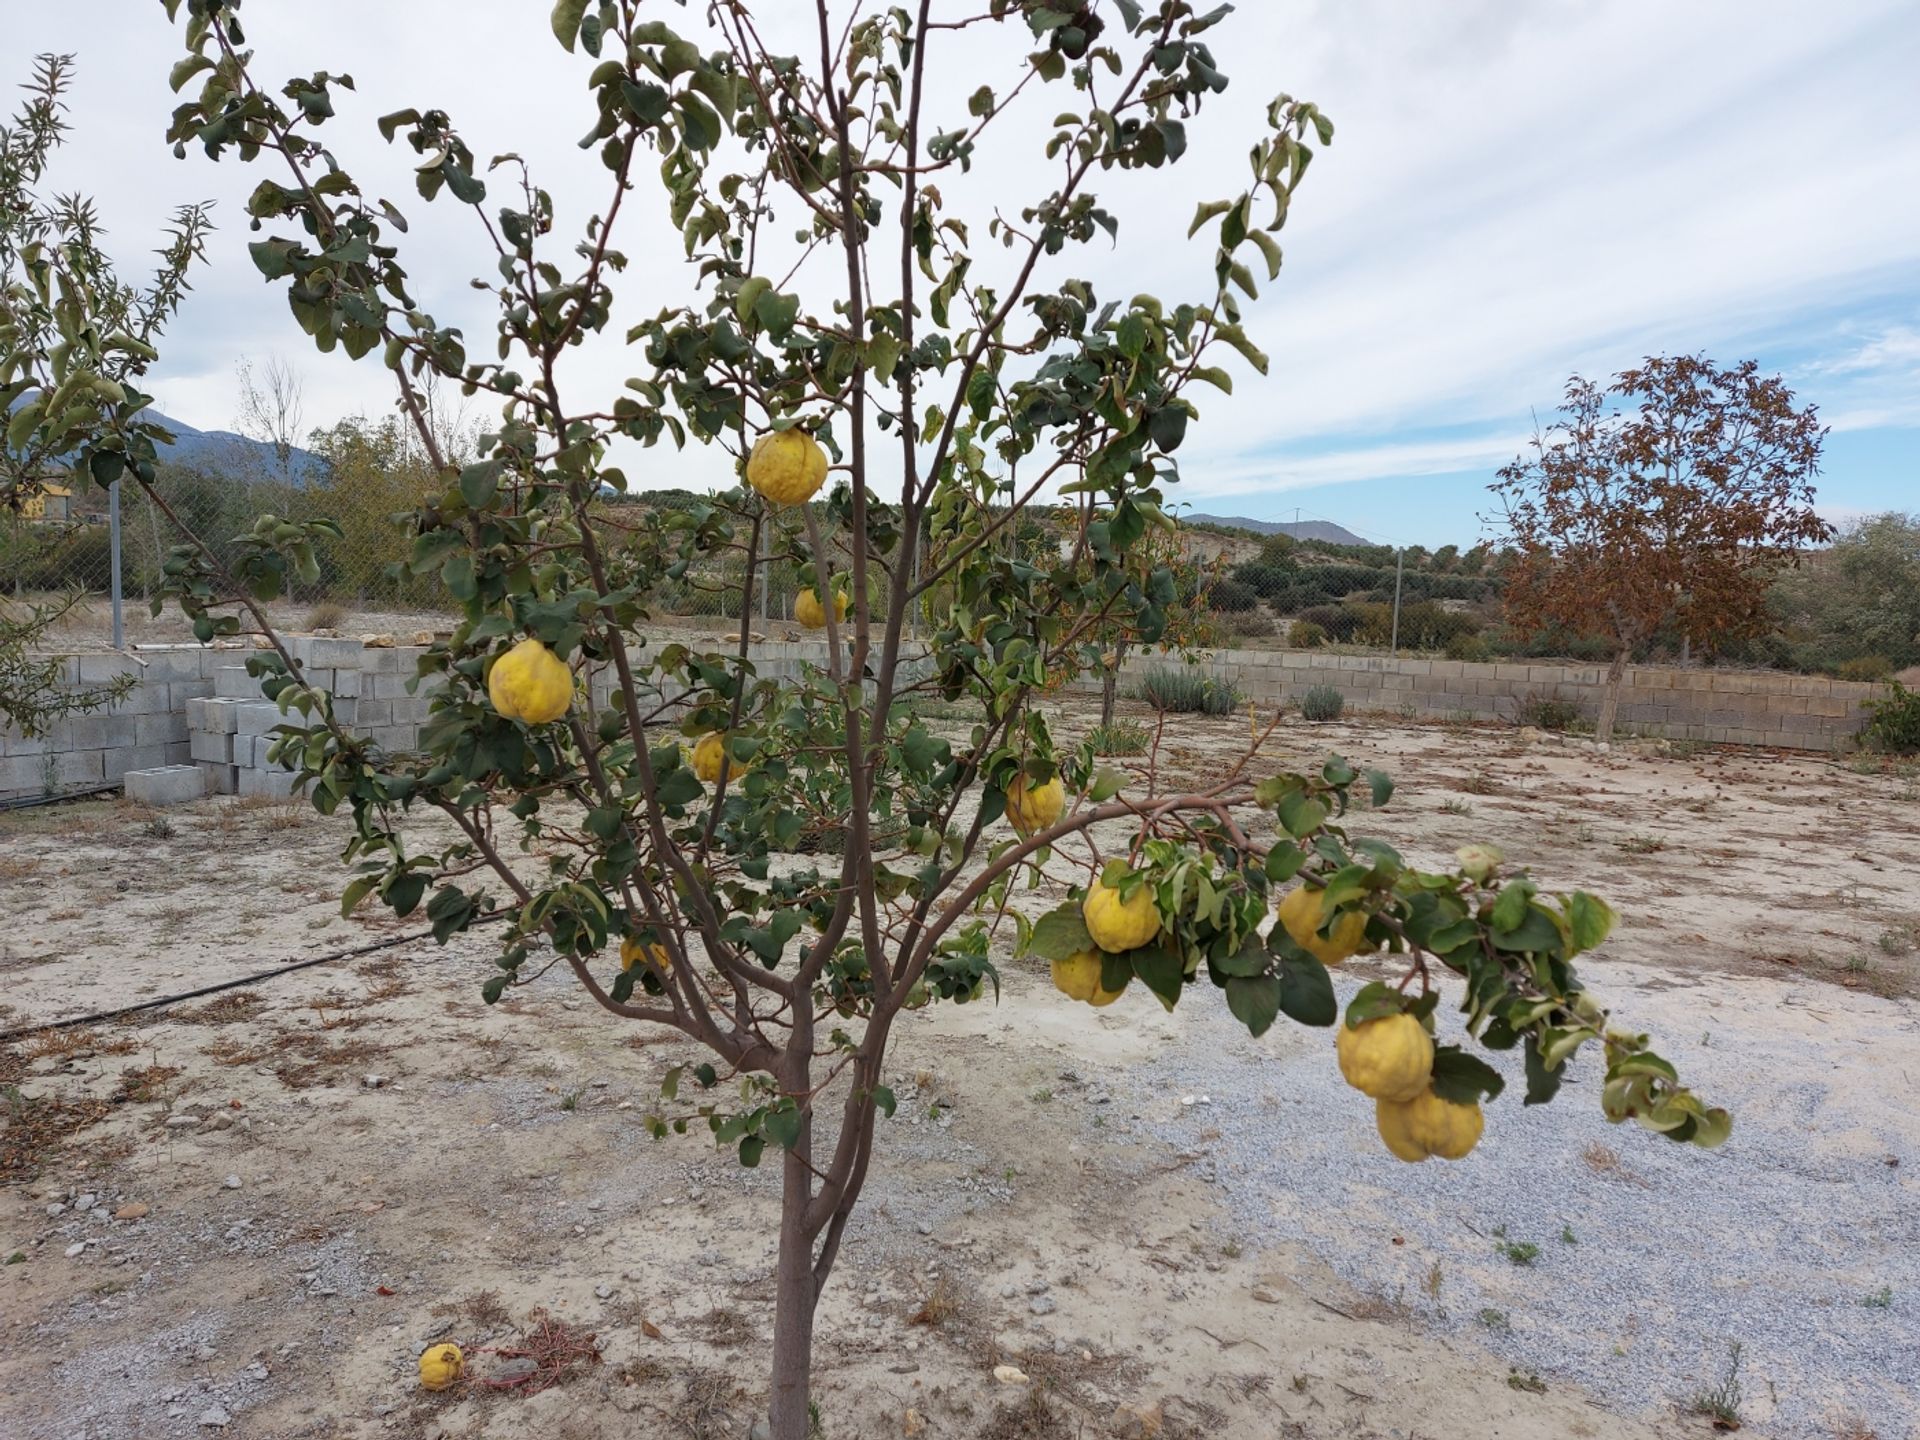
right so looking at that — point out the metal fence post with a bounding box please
[108,478,124,649]
[1389,546,1404,656]
[760,512,771,624]
[907,528,921,644]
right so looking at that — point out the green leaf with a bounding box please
[1028,903,1092,961]
[339,875,377,917]
[1188,198,1233,237]
[551,0,590,51]
[377,108,420,142]
[1564,891,1615,953]
[1608,1050,1678,1083]
[1088,766,1125,803]
[865,331,902,381]
[1488,883,1532,933]
[1211,942,1269,979]
[1264,841,1306,883]
[168,54,215,93]
[1276,950,1337,1027]
[764,1104,803,1151]
[872,1085,897,1119]
[1523,1033,1564,1106]
[1148,405,1187,453]
[1130,944,1184,1011]
[738,1134,765,1168]
[1342,981,1406,1029]
[1364,769,1395,808]
[1489,906,1563,954]
[1276,789,1328,838]
[898,723,945,778]
[1225,974,1282,1037]
[1429,1045,1506,1105]
[459,459,502,508]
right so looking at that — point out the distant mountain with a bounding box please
[150,410,328,485]
[4,393,329,485]
[1182,512,1369,547]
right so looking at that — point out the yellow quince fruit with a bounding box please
[1050,948,1127,1007]
[1277,884,1370,965]
[794,587,849,629]
[621,937,672,976]
[1335,1012,1434,1102]
[418,1342,464,1391]
[746,428,828,505]
[1083,877,1161,953]
[487,637,572,725]
[1375,1088,1484,1162]
[690,732,738,785]
[1005,775,1064,836]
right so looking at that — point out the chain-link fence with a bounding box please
[1180,517,1920,681]
[4,463,941,648]
[1177,527,1504,659]
[9,464,1915,682]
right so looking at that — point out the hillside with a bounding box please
[149,410,327,484]
[1182,511,1367,546]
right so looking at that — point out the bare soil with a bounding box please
[2,700,1915,1439]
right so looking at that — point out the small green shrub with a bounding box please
[1299,684,1344,722]
[1295,604,1366,642]
[1089,720,1150,756]
[1204,577,1258,613]
[1445,632,1491,662]
[304,601,349,631]
[1863,680,1920,754]
[1224,608,1275,639]
[1516,692,1582,731]
[1135,665,1242,715]
[1289,618,1328,649]
[1832,655,1893,682]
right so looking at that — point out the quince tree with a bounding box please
[3,4,1737,1435]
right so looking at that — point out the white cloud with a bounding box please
[1811,325,1920,376]
[10,0,1918,514]
[1169,430,1528,498]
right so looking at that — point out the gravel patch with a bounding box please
[1094,971,1920,1439]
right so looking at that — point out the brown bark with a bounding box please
[1596,647,1630,744]
[768,1124,819,1440]
[1101,641,1129,730]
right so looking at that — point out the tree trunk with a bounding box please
[1100,640,1129,730]
[1595,647,1630,744]
[768,1137,818,1440]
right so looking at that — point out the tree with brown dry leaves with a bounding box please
[1491,355,1831,742]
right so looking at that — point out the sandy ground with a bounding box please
[2,699,1916,1440]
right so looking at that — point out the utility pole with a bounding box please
[108,479,124,649]
[1389,546,1405,655]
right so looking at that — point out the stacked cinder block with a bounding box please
[180,636,444,799]
[0,645,208,798]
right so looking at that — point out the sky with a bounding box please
[11,0,1918,548]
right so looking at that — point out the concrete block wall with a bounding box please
[181,637,445,799]
[7,636,1876,803]
[1068,648,1879,748]
[5,638,445,803]
[2,644,216,799]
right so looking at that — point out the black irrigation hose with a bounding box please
[0,780,124,813]
[0,916,506,1046]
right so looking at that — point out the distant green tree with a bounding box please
[1768,511,1920,672]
